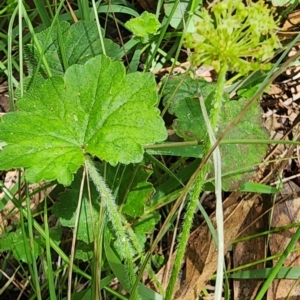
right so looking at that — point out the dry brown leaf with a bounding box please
[268,84,283,95]
[233,195,268,300]
[267,181,300,300]
[175,195,255,300]
[0,171,55,236]
[282,10,300,31]
[152,192,256,299]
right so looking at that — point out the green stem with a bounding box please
[210,64,227,300]
[85,156,138,300]
[165,165,208,299]
[166,64,228,299]
[92,0,106,56]
[210,64,228,131]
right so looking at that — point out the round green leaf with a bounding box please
[163,75,268,190]
[0,55,167,185]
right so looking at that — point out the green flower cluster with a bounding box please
[185,0,281,74]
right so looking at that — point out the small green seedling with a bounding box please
[125,11,161,43]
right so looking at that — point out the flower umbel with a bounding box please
[185,0,281,74]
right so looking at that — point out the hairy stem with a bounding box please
[166,64,228,299]
[85,156,138,300]
[165,165,208,299]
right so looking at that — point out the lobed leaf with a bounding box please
[25,20,121,76]
[125,12,160,43]
[219,97,268,190]
[162,74,215,141]
[163,75,268,190]
[0,55,167,185]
